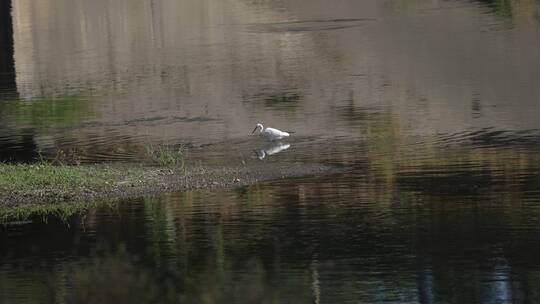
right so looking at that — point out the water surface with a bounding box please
[2,0,540,302]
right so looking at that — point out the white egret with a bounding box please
[251,123,290,141]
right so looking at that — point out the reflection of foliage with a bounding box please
[234,184,272,207]
[335,104,401,183]
[243,88,302,112]
[0,96,92,129]
[263,90,301,106]
[396,167,493,196]
[477,0,513,18]
[388,0,513,18]
[40,245,313,304]
[143,196,178,264]
[64,247,162,304]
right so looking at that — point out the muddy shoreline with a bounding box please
[0,162,342,208]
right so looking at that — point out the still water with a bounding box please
[2,0,540,302]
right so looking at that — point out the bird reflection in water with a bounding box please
[254,142,290,160]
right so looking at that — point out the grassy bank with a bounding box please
[0,161,178,222]
[0,162,145,194]
[0,157,339,222]
[0,144,185,208]
[0,161,174,208]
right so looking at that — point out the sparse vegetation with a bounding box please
[0,201,93,223]
[144,143,186,168]
[0,143,187,202]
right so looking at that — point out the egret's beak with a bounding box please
[251,126,258,134]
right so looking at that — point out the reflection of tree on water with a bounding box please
[4,158,540,303]
[0,0,34,162]
[475,0,513,17]
[0,0,16,96]
[0,133,39,162]
[0,96,98,163]
[243,88,302,112]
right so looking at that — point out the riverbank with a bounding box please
[0,161,340,220]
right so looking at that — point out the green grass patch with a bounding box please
[0,144,188,222]
[0,162,147,222]
[0,199,123,223]
[0,162,144,194]
[0,201,93,223]
[144,143,185,168]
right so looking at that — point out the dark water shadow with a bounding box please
[246,18,374,33]
[0,0,17,99]
[435,128,540,150]
[396,167,494,197]
[243,88,302,112]
[0,133,39,163]
[472,0,513,18]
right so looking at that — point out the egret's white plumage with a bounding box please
[251,123,290,141]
